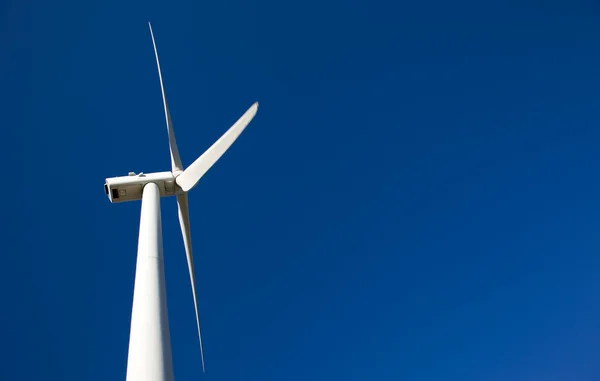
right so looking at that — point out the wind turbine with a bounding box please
[104,23,258,381]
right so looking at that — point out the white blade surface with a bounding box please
[149,22,184,173]
[176,102,258,192]
[176,193,206,373]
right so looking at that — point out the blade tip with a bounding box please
[249,101,259,116]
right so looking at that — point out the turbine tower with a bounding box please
[104,23,258,381]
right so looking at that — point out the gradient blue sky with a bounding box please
[2,0,600,380]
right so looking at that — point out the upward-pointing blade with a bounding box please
[149,22,184,173]
[175,102,258,192]
[176,193,206,373]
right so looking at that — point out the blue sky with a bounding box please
[2,0,600,380]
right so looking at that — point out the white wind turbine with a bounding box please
[104,23,258,381]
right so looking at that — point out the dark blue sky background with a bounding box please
[2,0,600,380]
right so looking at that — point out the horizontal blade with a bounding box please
[149,22,184,173]
[175,102,258,192]
[176,193,206,373]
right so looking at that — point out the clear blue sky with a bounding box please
[2,0,600,380]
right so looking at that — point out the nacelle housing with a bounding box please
[104,171,180,203]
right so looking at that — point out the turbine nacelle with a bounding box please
[104,171,181,203]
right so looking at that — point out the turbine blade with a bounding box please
[176,193,206,373]
[176,102,258,192]
[149,22,184,173]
